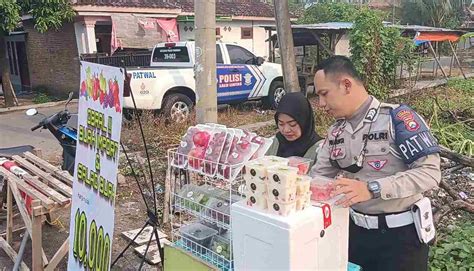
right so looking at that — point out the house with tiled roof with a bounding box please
[5,0,280,95]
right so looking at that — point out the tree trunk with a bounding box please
[0,34,15,107]
[274,0,301,92]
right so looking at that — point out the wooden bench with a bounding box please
[0,151,73,271]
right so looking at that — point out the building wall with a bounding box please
[24,20,80,96]
[179,20,273,59]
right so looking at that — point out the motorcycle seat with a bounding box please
[0,145,34,158]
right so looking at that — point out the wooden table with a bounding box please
[0,151,73,271]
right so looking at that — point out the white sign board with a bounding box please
[68,61,124,270]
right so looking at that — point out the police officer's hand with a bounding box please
[332,178,372,208]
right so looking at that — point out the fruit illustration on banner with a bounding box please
[112,79,121,113]
[79,68,122,113]
[80,81,87,98]
[93,76,100,101]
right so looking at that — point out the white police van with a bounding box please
[124,41,287,121]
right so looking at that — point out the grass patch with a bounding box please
[32,92,54,104]
[390,78,474,156]
[429,218,474,271]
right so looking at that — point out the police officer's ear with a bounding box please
[342,78,352,94]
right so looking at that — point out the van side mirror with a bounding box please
[256,57,265,66]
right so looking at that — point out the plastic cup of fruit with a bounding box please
[267,165,299,188]
[267,182,297,202]
[288,156,312,175]
[246,192,268,210]
[296,175,312,196]
[244,162,268,183]
[256,156,289,167]
[245,178,267,195]
[267,198,297,217]
[296,192,312,211]
[310,176,335,201]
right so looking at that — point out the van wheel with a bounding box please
[162,93,193,122]
[263,81,285,109]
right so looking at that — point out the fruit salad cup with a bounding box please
[267,165,299,188]
[257,156,289,167]
[288,156,312,175]
[267,184,297,203]
[244,162,268,183]
[296,192,312,211]
[310,176,336,202]
[267,198,297,217]
[296,175,312,196]
[246,193,268,210]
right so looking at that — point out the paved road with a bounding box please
[0,103,78,160]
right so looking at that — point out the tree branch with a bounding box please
[434,200,474,224]
[439,145,474,168]
[439,179,462,201]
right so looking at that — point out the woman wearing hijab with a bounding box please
[266,92,323,167]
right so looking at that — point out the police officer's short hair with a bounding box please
[315,56,362,82]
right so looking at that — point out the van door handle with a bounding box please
[231,69,239,73]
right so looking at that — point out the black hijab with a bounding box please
[275,92,322,158]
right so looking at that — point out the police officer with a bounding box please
[310,56,441,271]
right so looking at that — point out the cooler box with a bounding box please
[231,201,349,271]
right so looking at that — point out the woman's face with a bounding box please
[277,113,302,142]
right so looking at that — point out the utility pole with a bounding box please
[194,0,217,123]
[274,0,300,92]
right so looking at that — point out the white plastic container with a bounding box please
[296,175,312,196]
[267,184,297,203]
[296,192,312,211]
[267,198,296,216]
[245,179,267,195]
[244,162,268,183]
[267,165,298,188]
[231,201,349,271]
[246,192,267,210]
[256,155,289,166]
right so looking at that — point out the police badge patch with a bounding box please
[396,110,420,131]
[391,105,440,164]
[367,160,388,170]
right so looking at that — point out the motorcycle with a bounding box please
[0,92,78,175]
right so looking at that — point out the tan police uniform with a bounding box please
[310,95,441,271]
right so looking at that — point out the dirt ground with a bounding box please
[0,180,159,270]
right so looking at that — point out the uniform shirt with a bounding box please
[310,96,441,214]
